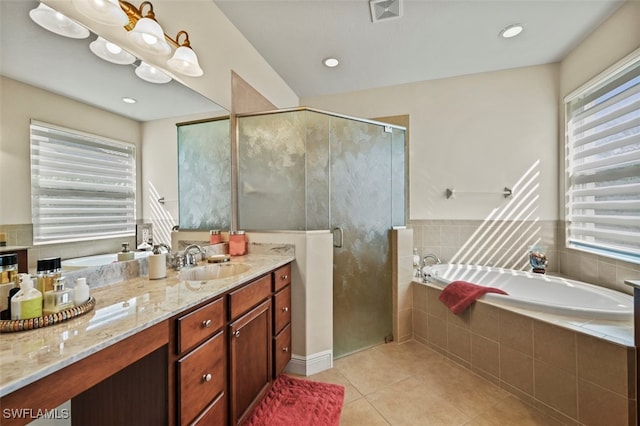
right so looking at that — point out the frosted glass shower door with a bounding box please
[330,118,397,358]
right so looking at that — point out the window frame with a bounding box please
[563,48,640,265]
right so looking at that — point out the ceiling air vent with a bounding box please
[369,0,402,23]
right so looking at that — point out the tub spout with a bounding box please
[423,254,441,266]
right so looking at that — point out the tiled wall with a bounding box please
[412,283,637,426]
[410,219,639,295]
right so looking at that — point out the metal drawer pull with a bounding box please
[233,330,241,338]
[282,346,289,352]
[281,274,288,281]
[202,319,212,328]
[282,306,289,313]
[202,373,212,382]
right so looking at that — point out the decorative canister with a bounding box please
[229,231,247,256]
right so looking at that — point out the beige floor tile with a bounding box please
[463,395,563,426]
[340,398,390,426]
[366,376,471,425]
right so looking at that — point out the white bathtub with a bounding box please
[61,251,151,268]
[422,264,633,321]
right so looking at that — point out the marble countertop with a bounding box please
[0,252,294,398]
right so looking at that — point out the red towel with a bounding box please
[438,281,508,315]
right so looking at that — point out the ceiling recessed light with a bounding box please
[499,24,524,39]
[323,57,339,68]
[122,97,137,104]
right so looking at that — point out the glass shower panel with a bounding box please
[178,118,231,230]
[237,112,308,230]
[391,127,406,227]
[330,116,393,357]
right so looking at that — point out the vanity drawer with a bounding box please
[177,297,225,354]
[273,263,291,292]
[228,274,271,320]
[192,392,226,426]
[178,330,226,426]
[273,285,291,335]
[273,323,291,377]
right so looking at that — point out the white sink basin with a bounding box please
[178,263,251,281]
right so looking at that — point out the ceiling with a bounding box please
[214,0,626,99]
[0,0,626,119]
[0,0,224,122]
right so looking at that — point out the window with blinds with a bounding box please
[30,121,136,245]
[565,50,640,264]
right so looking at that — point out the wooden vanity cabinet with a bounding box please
[170,262,292,426]
[272,264,292,378]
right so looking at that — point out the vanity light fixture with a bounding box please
[90,36,136,65]
[499,24,524,39]
[29,2,90,39]
[135,61,171,84]
[166,31,203,77]
[72,0,128,26]
[323,57,340,68]
[121,1,171,55]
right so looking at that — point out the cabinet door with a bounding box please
[229,299,272,425]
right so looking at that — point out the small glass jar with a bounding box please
[229,231,247,256]
[36,257,62,294]
[0,253,18,285]
[209,230,222,245]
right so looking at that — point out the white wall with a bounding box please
[0,76,141,225]
[302,64,560,222]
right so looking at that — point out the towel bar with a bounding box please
[445,187,512,199]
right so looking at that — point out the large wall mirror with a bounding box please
[1,0,230,246]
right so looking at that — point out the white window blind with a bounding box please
[30,121,136,245]
[565,51,640,264]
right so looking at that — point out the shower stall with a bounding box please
[236,108,406,358]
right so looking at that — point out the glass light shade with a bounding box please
[90,37,136,65]
[135,61,171,84]
[29,3,90,39]
[72,0,128,26]
[167,46,203,77]
[128,17,171,55]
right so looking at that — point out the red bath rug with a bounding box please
[243,375,345,426]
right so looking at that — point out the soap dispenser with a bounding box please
[117,242,134,261]
[148,245,167,280]
[11,275,43,320]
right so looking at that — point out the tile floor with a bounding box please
[301,340,564,425]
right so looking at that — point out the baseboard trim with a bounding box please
[284,350,333,376]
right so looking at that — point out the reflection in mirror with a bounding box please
[0,0,227,121]
[178,117,231,230]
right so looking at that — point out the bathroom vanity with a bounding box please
[0,254,293,426]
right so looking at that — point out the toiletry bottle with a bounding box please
[36,257,62,294]
[148,245,167,280]
[117,242,134,261]
[73,277,90,306]
[11,275,43,320]
[0,253,18,284]
[209,230,222,245]
[229,231,247,256]
[43,277,74,315]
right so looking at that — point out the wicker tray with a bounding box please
[0,296,96,333]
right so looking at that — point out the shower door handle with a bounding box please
[332,227,344,248]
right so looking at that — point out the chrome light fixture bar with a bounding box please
[29,2,90,39]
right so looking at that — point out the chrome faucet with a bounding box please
[420,253,442,283]
[182,244,206,267]
[422,254,441,266]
